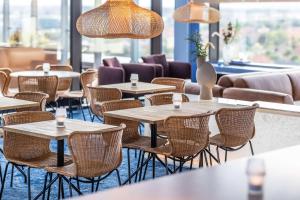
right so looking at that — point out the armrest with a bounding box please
[168,61,191,79]
[142,63,164,77]
[98,66,125,85]
[223,88,294,105]
[122,63,156,83]
[213,85,225,97]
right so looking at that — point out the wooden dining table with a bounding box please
[10,70,80,78]
[3,119,118,167]
[0,96,40,111]
[75,145,300,200]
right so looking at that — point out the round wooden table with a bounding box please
[10,70,80,78]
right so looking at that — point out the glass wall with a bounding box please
[81,0,151,68]
[220,3,300,65]
[162,0,175,60]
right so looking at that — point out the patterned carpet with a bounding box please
[0,108,186,200]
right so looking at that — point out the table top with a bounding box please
[10,70,80,78]
[99,82,176,95]
[104,100,241,124]
[76,145,300,200]
[3,119,118,140]
[0,96,39,111]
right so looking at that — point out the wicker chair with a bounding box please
[0,111,72,200]
[88,86,122,122]
[144,113,214,174]
[147,93,189,138]
[0,68,13,96]
[151,77,185,93]
[0,71,8,96]
[101,99,167,182]
[35,64,73,94]
[18,76,59,109]
[14,92,49,112]
[41,124,125,197]
[210,104,258,162]
[58,70,97,120]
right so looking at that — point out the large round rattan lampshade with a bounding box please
[173,0,220,24]
[76,0,164,39]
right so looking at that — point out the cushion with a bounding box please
[142,54,169,76]
[287,72,300,101]
[102,57,122,68]
[234,73,293,97]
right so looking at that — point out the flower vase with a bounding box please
[196,57,217,100]
[223,44,234,65]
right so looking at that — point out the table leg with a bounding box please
[150,124,157,148]
[57,139,65,167]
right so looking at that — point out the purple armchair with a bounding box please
[142,54,191,80]
[98,57,163,85]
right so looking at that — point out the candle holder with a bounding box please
[56,108,67,128]
[130,73,139,87]
[246,158,266,195]
[42,63,50,74]
[172,93,183,110]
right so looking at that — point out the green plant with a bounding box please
[187,32,214,58]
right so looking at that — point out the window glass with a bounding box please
[220,3,300,65]
[162,0,175,60]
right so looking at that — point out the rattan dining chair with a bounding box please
[147,93,190,138]
[14,92,49,112]
[143,113,214,176]
[209,104,259,163]
[39,124,125,199]
[36,64,73,94]
[101,99,167,183]
[151,77,185,93]
[18,76,59,110]
[88,86,122,122]
[58,70,97,120]
[0,111,72,200]
[0,68,13,97]
[0,71,8,96]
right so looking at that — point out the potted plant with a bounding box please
[213,22,239,65]
[187,32,216,100]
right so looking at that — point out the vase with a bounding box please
[196,57,217,100]
[222,44,234,65]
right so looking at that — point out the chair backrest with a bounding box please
[101,100,142,143]
[88,86,122,116]
[151,77,185,93]
[0,71,8,96]
[14,92,49,112]
[215,104,258,147]
[2,111,55,161]
[0,68,12,96]
[18,76,59,103]
[35,64,73,92]
[164,113,213,157]
[81,70,97,102]
[68,124,125,178]
[148,93,189,106]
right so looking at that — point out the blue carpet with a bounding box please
[0,108,183,200]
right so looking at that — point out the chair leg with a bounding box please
[79,98,86,121]
[47,173,53,200]
[0,162,10,199]
[203,151,209,167]
[127,149,132,184]
[164,156,169,175]
[68,99,73,119]
[27,167,31,200]
[115,169,122,186]
[190,158,194,170]
[216,146,220,163]
[208,145,212,166]
[42,173,48,200]
[95,176,101,192]
[134,151,142,182]
[199,152,204,168]
[68,178,73,197]
[142,153,150,180]
[179,160,183,172]
[10,165,14,187]
[138,152,145,182]
[76,177,80,192]
[91,178,95,192]
[58,176,62,200]
[249,140,255,155]
[225,149,228,162]
[152,154,155,179]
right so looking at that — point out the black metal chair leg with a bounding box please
[61,177,65,199]
[138,152,145,181]
[116,169,122,186]
[190,158,194,169]
[179,160,183,172]
[47,173,53,200]
[199,152,204,168]
[164,156,169,175]
[203,151,209,167]
[58,176,62,200]
[91,115,95,122]
[68,178,73,197]
[134,151,142,182]
[249,140,254,155]
[79,98,86,121]
[27,167,31,200]
[10,165,14,187]
[225,149,228,162]
[142,153,150,180]
[127,149,132,184]
[216,146,220,163]
[95,176,101,192]
[91,178,95,192]
[208,145,212,166]
[0,162,10,199]
[42,173,48,200]
[76,177,80,191]
[152,154,155,179]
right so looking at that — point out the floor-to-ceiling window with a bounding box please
[162,0,175,60]
[81,0,151,68]
[220,2,300,65]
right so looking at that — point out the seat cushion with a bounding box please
[234,73,293,97]
[142,54,169,76]
[102,57,123,68]
[287,72,300,101]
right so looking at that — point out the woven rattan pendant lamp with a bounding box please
[76,0,164,39]
[173,0,220,24]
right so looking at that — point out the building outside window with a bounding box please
[220,2,300,65]
[162,0,175,60]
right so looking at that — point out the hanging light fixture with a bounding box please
[173,0,220,24]
[76,0,164,39]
